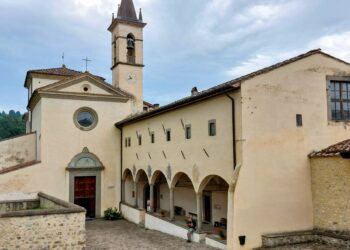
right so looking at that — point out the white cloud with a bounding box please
[192,1,303,54]
[225,30,350,78]
[225,54,276,77]
[310,31,350,62]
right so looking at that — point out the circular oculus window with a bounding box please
[74,107,98,131]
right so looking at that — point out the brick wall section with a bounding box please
[0,133,36,171]
[311,156,350,232]
[0,212,86,250]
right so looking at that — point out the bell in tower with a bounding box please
[127,36,135,49]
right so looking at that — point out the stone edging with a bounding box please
[0,192,85,218]
[0,161,41,175]
[121,202,146,212]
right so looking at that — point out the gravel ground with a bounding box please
[86,219,216,250]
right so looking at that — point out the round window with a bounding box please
[74,108,98,131]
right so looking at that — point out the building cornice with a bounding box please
[28,91,130,110]
[111,62,144,70]
[108,18,147,32]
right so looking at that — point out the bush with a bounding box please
[104,207,122,220]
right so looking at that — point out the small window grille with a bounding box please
[209,120,216,136]
[296,114,303,127]
[138,135,142,146]
[166,130,171,141]
[151,132,155,144]
[185,125,191,139]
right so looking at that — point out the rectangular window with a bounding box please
[166,129,171,141]
[330,80,350,121]
[296,114,303,127]
[151,132,155,144]
[185,125,191,139]
[138,135,142,146]
[208,120,216,136]
[128,137,131,147]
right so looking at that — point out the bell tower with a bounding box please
[108,0,146,112]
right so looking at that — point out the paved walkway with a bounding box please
[86,219,216,250]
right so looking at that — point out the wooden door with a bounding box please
[74,176,96,218]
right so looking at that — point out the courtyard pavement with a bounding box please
[86,219,216,250]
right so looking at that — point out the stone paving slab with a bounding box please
[86,219,216,250]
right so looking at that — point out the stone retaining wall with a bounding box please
[0,192,86,250]
[311,157,350,232]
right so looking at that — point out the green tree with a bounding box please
[0,111,26,140]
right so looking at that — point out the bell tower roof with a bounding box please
[108,0,146,31]
[117,0,138,21]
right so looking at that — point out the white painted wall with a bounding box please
[121,203,145,225]
[212,191,228,225]
[145,213,204,243]
[125,176,135,206]
[159,183,170,211]
[174,187,196,216]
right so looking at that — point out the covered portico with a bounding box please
[121,168,232,248]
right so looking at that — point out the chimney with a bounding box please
[191,87,198,96]
[153,104,160,109]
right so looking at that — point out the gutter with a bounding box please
[225,93,237,169]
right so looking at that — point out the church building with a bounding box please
[1,0,350,249]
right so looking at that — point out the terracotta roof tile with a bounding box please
[28,65,82,77]
[25,65,105,87]
[309,139,350,157]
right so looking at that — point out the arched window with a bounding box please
[127,33,135,64]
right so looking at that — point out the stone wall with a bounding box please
[0,132,37,171]
[311,156,350,232]
[0,192,86,250]
[0,212,86,249]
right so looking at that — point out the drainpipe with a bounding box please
[118,127,123,212]
[225,93,237,169]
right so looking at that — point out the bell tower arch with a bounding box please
[108,0,146,112]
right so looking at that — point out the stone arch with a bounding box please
[150,170,170,187]
[170,172,194,189]
[135,169,149,183]
[198,174,229,193]
[122,168,134,182]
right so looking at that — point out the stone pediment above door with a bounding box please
[66,147,105,171]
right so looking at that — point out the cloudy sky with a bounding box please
[0,0,350,112]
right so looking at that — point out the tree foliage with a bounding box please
[0,110,26,140]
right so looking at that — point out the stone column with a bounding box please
[122,180,126,203]
[150,184,154,213]
[169,188,175,220]
[134,182,138,208]
[196,192,203,232]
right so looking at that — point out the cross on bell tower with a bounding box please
[108,0,146,112]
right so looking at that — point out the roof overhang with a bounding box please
[115,84,239,127]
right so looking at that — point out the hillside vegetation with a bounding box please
[0,111,26,140]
